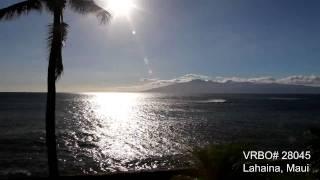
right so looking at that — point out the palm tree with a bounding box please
[0,0,111,177]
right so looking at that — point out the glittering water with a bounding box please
[0,93,319,177]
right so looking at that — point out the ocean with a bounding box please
[0,92,319,177]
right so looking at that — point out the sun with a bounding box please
[99,0,137,18]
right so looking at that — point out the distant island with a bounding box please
[145,79,320,94]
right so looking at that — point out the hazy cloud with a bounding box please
[277,75,320,86]
[214,76,276,84]
[137,74,320,91]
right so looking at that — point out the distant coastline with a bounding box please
[145,79,320,94]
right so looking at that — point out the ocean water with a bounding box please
[0,93,319,177]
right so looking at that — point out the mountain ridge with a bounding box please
[145,79,320,94]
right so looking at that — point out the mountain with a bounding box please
[145,79,320,94]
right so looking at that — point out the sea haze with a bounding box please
[0,92,319,177]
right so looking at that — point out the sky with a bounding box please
[0,0,320,92]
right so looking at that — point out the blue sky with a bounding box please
[0,0,320,91]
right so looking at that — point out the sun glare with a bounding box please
[100,0,137,18]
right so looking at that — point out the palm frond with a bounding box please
[42,0,67,13]
[48,22,69,80]
[0,0,42,20]
[68,0,111,24]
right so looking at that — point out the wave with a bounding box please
[269,97,302,101]
[0,169,31,177]
[197,99,227,103]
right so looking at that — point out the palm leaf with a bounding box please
[0,0,42,20]
[68,0,111,24]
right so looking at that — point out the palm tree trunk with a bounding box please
[46,10,61,177]
[46,66,58,177]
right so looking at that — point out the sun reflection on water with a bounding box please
[60,92,192,173]
[90,92,140,122]
[86,93,144,162]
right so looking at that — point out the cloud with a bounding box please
[140,78,159,82]
[133,74,211,91]
[137,74,320,90]
[175,74,211,82]
[214,76,276,84]
[213,75,320,86]
[277,75,320,86]
[147,74,211,87]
